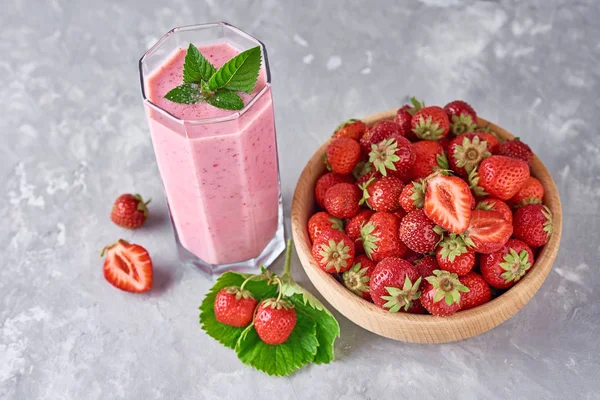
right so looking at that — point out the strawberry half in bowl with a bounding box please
[291,107,562,344]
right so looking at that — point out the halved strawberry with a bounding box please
[101,239,153,293]
[423,174,473,234]
[463,210,513,254]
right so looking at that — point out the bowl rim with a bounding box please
[291,109,563,343]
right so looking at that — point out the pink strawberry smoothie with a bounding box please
[144,42,280,265]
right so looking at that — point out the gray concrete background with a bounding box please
[1,0,599,399]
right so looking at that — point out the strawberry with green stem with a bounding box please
[475,198,513,223]
[359,121,402,154]
[307,212,344,242]
[411,106,450,140]
[360,212,407,262]
[332,119,366,141]
[359,175,404,212]
[345,209,374,254]
[369,258,422,312]
[314,172,354,209]
[472,155,530,201]
[395,97,425,141]
[480,239,534,289]
[436,234,476,276]
[369,136,415,177]
[443,100,478,136]
[399,209,444,254]
[254,275,297,345]
[325,138,361,175]
[342,255,376,300]
[399,180,426,213]
[214,274,260,327]
[512,204,553,247]
[448,133,492,177]
[110,194,151,229]
[407,140,448,181]
[459,272,491,310]
[508,177,544,209]
[311,228,355,273]
[421,270,469,316]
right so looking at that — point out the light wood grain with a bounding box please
[291,109,563,344]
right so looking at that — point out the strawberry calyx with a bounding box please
[359,222,379,260]
[260,297,294,311]
[425,270,469,305]
[434,151,450,174]
[358,177,376,207]
[381,276,422,312]
[317,238,353,273]
[453,135,491,172]
[223,286,256,301]
[450,114,478,136]
[100,239,129,257]
[406,97,426,116]
[342,263,371,297]
[409,180,426,209]
[133,194,152,217]
[437,233,468,262]
[328,216,345,232]
[412,115,446,140]
[542,205,554,239]
[515,197,542,208]
[353,160,373,180]
[499,249,532,283]
[369,138,401,176]
[467,167,488,197]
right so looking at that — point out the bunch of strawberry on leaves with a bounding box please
[310,98,554,317]
[199,240,340,376]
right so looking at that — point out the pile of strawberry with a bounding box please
[308,98,554,316]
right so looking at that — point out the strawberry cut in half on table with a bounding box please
[421,270,469,316]
[101,239,153,293]
[253,298,297,345]
[332,119,366,141]
[458,272,492,311]
[342,254,377,300]
[480,239,534,289]
[312,228,355,273]
[214,286,258,327]
[512,204,553,248]
[411,106,450,141]
[359,175,404,212]
[360,212,408,262]
[110,194,151,229]
[463,210,513,254]
[369,257,422,313]
[423,173,474,234]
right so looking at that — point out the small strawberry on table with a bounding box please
[110,193,151,229]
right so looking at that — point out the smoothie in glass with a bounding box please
[139,24,284,275]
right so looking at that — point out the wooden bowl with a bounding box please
[291,109,562,343]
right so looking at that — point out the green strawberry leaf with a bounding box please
[208,46,262,93]
[183,43,217,83]
[199,271,277,349]
[206,89,245,110]
[235,310,318,376]
[164,83,203,104]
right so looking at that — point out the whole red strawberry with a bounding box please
[345,209,374,254]
[411,106,450,140]
[443,100,478,136]
[463,210,513,254]
[448,133,492,177]
[508,177,544,209]
[110,194,151,229]
[480,239,534,289]
[314,172,354,208]
[214,287,258,327]
[399,209,443,254]
[359,175,404,212]
[254,298,297,345]
[424,174,474,234]
[497,138,534,165]
[399,180,426,213]
[324,183,361,218]
[369,136,415,177]
[359,120,402,153]
[342,255,377,300]
[394,97,425,141]
[369,258,422,312]
[333,119,366,140]
[475,198,513,223]
[474,155,530,200]
[326,138,361,175]
[312,228,355,273]
[102,239,153,293]
[360,212,407,262]
[512,204,553,247]
[458,272,491,310]
[421,270,469,316]
[413,255,438,278]
[473,131,500,154]
[407,140,446,181]
[307,211,344,242]
[436,234,476,276]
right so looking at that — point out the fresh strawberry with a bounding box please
[512,204,553,247]
[314,172,354,208]
[342,255,377,300]
[312,228,355,273]
[507,177,544,209]
[369,258,422,312]
[443,100,478,136]
[110,194,151,229]
[411,106,450,140]
[345,210,374,254]
[307,211,344,242]
[473,131,501,154]
[369,136,415,177]
[101,239,153,293]
[395,97,425,141]
[360,212,408,262]
[399,180,426,213]
[398,209,443,254]
[480,239,534,289]
[325,138,361,175]
[254,298,297,345]
[497,138,534,165]
[463,210,513,254]
[421,270,469,316]
[407,140,446,181]
[448,133,492,177]
[424,174,474,234]
[475,198,513,223]
[359,175,404,212]
[333,119,366,140]
[356,169,380,188]
[324,183,361,218]
[359,120,402,153]
[414,255,439,278]
[474,155,530,200]
[458,272,491,310]
[436,234,476,276]
[214,287,258,327]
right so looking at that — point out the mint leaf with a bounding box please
[199,271,277,349]
[208,46,262,93]
[206,90,244,110]
[164,83,202,104]
[235,311,318,376]
[183,43,217,83]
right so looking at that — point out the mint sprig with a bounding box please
[164,43,262,110]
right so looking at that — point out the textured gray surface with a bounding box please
[1,0,599,399]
